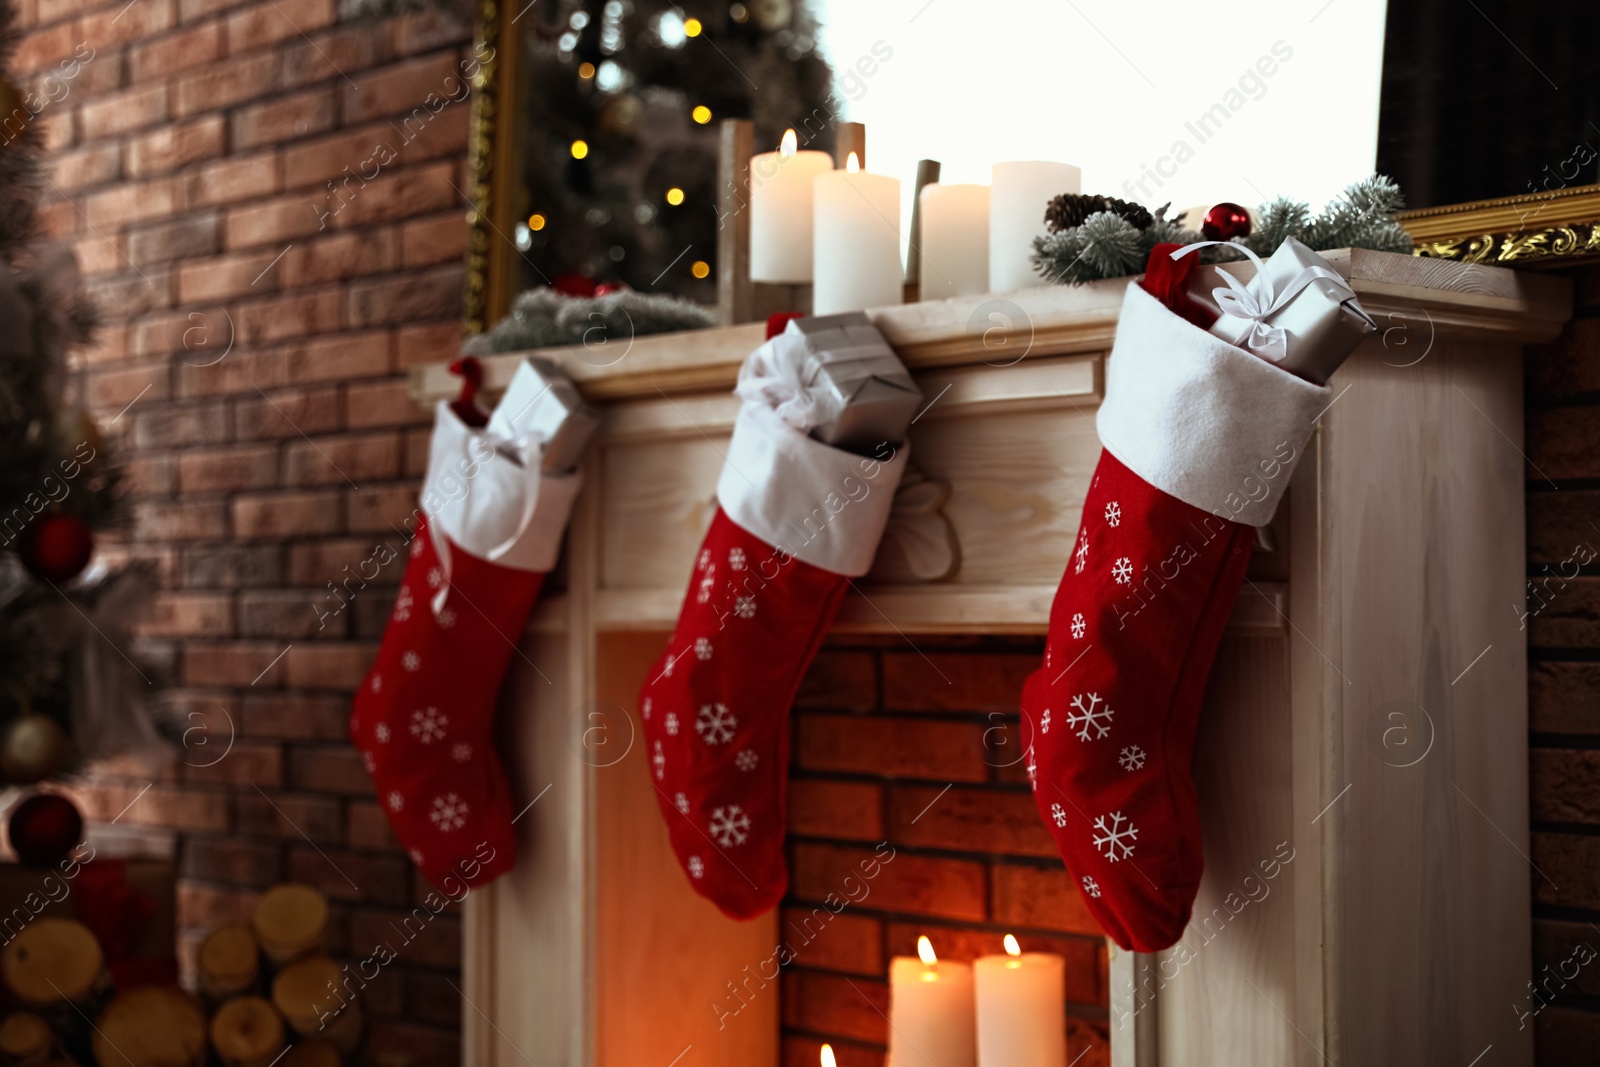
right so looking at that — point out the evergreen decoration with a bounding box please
[1032,175,1416,285]
[462,286,717,355]
[1045,193,1153,234]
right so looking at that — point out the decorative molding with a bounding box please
[873,467,960,584]
[1399,183,1600,268]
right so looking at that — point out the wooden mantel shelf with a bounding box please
[414,248,1570,406]
[458,251,1571,1067]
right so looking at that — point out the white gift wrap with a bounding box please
[1183,237,1377,384]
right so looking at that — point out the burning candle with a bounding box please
[812,152,903,315]
[821,1045,837,1067]
[887,936,977,1067]
[989,161,1080,292]
[974,935,1065,1067]
[918,183,990,300]
[750,128,833,283]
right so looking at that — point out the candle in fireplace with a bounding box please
[812,152,903,315]
[887,935,977,1067]
[974,935,1066,1067]
[749,128,832,283]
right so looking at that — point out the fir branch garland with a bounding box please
[1031,175,1415,286]
[462,287,717,356]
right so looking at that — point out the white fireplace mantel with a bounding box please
[411,251,1571,1067]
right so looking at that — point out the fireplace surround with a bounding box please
[411,250,1570,1066]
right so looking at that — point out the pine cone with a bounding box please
[1044,193,1154,233]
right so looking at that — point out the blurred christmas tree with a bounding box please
[515,0,835,299]
[0,0,159,787]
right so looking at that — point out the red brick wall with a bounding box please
[11,0,472,1057]
[1525,265,1600,1063]
[782,640,1110,1067]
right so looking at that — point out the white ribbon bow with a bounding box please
[1171,241,1353,363]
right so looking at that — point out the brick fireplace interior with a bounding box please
[778,637,1109,1067]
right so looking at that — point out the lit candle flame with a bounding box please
[1004,934,1022,957]
[780,128,797,157]
[820,1043,837,1067]
[845,151,860,173]
[917,935,937,967]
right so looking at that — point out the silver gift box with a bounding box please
[788,313,923,454]
[487,357,599,473]
[1191,237,1377,385]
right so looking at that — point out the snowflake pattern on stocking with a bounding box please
[1050,802,1068,827]
[393,586,413,622]
[437,608,456,629]
[641,697,652,721]
[696,703,737,745]
[1105,501,1122,527]
[1041,708,1052,735]
[708,805,751,847]
[734,749,758,772]
[674,792,690,814]
[387,791,404,812]
[1092,811,1138,861]
[662,652,677,678]
[375,724,390,743]
[1119,745,1146,772]
[1073,531,1089,575]
[1067,692,1113,741]
[688,855,704,878]
[362,751,376,773]
[728,547,746,571]
[452,742,472,763]
[1111,557,1133,585]
[427,566,443,588]
[1025,744,1037,787]
[652,741,666,780]
[694,637,713,661]
[734,596,756,619]
[402,650,421,672]
[1081,876,1102,899]
[410,707,447,744]
[1071,613,1086,639]
[664,712,680,736]
[698,548,711,570]
[430,793,468,833]
[696,564,718,604]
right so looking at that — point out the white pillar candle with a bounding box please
[888,937,977,1067]
[989,161,1081,293]
[974,935,1066,1067]
[918,184,990,300]
[750,128,833,283]
[812,152,903,315]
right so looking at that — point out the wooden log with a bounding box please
[1,919,102,1008]
[210,996,285,1067]
[280,1040,341,1067]
[198,923,260,1001]
[0,1012,54,1067]
[252,885,327,965]
[272,957,363,1054]
[92,987,206,1067]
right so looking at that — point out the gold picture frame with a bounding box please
[1400,182,1600,268]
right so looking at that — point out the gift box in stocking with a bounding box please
[1021,245,1366,952]
[350,362,584,891]
[639,321,910,919]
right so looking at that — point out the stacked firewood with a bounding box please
[0,884,365,1067]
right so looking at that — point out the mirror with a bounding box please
[465,0,1411,331]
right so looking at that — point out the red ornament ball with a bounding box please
[18,513,93,583]
[9,793,82,867]
[1201,202,1252,242]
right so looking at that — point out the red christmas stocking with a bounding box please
[350,368,582,891]
[1021,280,1328,951]
[639,329,908,920]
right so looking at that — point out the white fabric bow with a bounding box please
[1171,241,1353,363]
[733,327,842,432]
